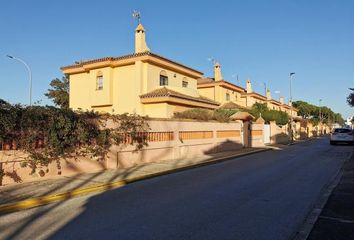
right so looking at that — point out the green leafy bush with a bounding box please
[213,109,238,122]
[0,100,20,142]
[173,108,239,122]
[249,103,289,125]
[0,100,149,180]
[173,108,213,121]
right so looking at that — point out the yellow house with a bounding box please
[197,63,267,108]
[197,62,298,117]
[241,80,267,107]
[266,89,281,111]
[61,23,219,118]
[197,63,247,108]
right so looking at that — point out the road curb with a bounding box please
[0,148,270,215]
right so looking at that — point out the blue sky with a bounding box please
[1,0,353,118]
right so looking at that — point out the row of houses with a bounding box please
[61,22,298,119]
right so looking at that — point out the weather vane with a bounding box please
[207,57,217,65]
[132,10,141,24]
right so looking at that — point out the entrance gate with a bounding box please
[263,124,271,144]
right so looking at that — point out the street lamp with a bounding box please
[289,72,295,142]
[319,99,323,134]
[6,55,32,106]
[319,99,322,121]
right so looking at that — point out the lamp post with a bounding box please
[6,55,32,106]
[319,99,322,134]
[289,72,295,142]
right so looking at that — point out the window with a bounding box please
[334,128,351,133]
[182,78,188,88]
[226,93,230,101]
[160,71,168,86]
[96,72,103,90]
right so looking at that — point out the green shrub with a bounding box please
[173,108,213,121]
[249,103,289,125]
[0,100,149,180]
[0,100,20,142]
[213,109,238,122]
[263,110,289,125]
[173,108,238,122]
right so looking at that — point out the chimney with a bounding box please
[246,79,252,93]
[280,96,284,104]
[135,23,150,53]
[214,62,223,81]
[266,89,271,100]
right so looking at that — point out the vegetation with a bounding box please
[347,90,354,107]
[174,105,290,124]
[292,100,344,125]
[213,109,238,122]
[0,100,19,142]
[173,108,238,122]
[248,103,289,125]
[0,100,149,182]
[45,75,69,108]
[173,108,213,121]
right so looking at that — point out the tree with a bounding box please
[347,92,354,107]
[292,101,316,119]
[45,76,69,108]
[293,100,344,125]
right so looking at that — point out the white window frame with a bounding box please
[96,75,103,90]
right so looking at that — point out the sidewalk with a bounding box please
[0,147,271,214]
[307,151,354,240]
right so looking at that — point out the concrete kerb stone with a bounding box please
[0,148,271,215]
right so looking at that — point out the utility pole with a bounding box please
[319,99,322,134]
[289,72,295,142]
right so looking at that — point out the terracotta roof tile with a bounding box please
[61,52,149,70]
[197,79,246,92]
[230,112,255,121]
[140,87,219,106]
[197,78,215,84]
[61,51,203,74]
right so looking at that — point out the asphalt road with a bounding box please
[0,138,352,240]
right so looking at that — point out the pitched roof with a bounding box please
[61,51,203,75]
[230,112,255,121]
[140,87,219,106]
[197,79,246,92]
[268,99,282,105]
[197,78,215,84]
[242,92,267,100]
[255,116,265,124]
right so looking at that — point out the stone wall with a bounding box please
[1,119,253,186]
